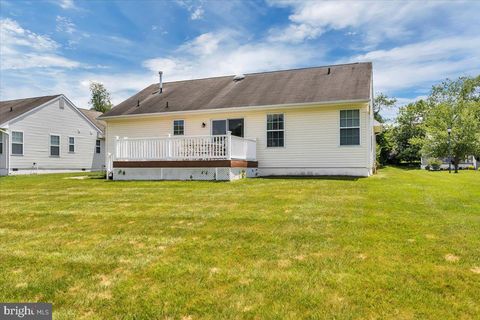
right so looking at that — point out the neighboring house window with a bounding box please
[173,120,184,136]
[12,131,23,155]
[0,132,3,154]
[50,135,60,156]
[267,114,284,147]
[96,139,101,154]
[340,110,360,146]
[69,137,75,153]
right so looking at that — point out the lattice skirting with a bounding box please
[113,167,258,181]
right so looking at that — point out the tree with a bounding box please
[89,82,112,113]
[374,93,397,165]
[391,100,427,164]
[374,92,397,122]
[422,76,480,172]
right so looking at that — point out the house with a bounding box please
[99,62,377,181]
[420,156,478,170]
[0,95,105,175]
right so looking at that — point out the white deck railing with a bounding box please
[114,132,256,162]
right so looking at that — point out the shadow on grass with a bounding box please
[260,175,364,181]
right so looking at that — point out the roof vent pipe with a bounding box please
[158,71,163,94]
[327,67,331,75]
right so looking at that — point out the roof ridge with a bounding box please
[161,61,372,84]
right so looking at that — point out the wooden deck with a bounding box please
[113,160,258,168]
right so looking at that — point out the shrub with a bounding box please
[427,158,442,171]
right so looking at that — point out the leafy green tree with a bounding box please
[374,92,397,122]
[374,93,397,165]
[392,100,427,164]
[376,126,395,166]
[422,76,480,172]
[89,82,113,113]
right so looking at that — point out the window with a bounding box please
[11,131,23,155]
[50,135,60,156]
[96,139,101,154]
[69,137,75,153]
[0,132,3,154]
[267,114,284,147]
[340,110,360,145]
[211,119,244,137]
[173,120,184,136]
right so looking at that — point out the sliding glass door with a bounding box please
[212,119,244,137]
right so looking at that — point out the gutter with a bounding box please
[98,99,370,121]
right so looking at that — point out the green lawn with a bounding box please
[0,167,479,319]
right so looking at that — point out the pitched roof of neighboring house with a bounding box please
[79,109,106,133]
[100,62,373,118]
[0,95,61,124]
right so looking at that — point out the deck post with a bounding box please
[227,131,232,160]
[115,136,119,160]
[167,134,172,160]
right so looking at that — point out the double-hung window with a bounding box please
[11,131,23,155]
[50,135,60,156]
[173,120,184,136]
[96,140,101,154]
[267,114,284,147]
[0,132,3,154]
[340,110,360,146]
[69,137,75,153]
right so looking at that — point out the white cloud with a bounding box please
[58,0,76,10]
[267,1,480,46]
[142,31,316,81]
[56,16,76,34]
[0,18,81,70]
[348,35,480,92]
[191,7,204,20]
[176,0,205,20]
[1,18,58,51]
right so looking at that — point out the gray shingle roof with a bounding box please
[0,95,61,124]
[101,62,372,118]
[79,108,106,133]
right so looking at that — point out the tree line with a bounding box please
[376,75,480,172]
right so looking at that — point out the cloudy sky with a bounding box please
[1,0,479,112]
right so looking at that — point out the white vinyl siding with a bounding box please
[11,131,23,155]
[7,97,105,172]
[106,102,372,173]
[50,135,60,156]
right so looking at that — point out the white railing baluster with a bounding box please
[114,134,256,161]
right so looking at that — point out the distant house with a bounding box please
[0,95,105,175]
[99,62,378,180]
[421,156,478,170]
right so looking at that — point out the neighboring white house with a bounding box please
[420,156,478,170]
[0,94,105,175]
[99,62,378,180]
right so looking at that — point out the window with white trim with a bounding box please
[69,137,75,153]
[96,139,101,154]
[12,131,23,155]
[173,120,184,136]
[340,110,360,145]
[50,135,60,156]
[267,114,284,147]
[0,132,3,154]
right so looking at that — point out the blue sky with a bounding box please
[1,0,479,116]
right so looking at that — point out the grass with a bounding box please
[0,167,479,319]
